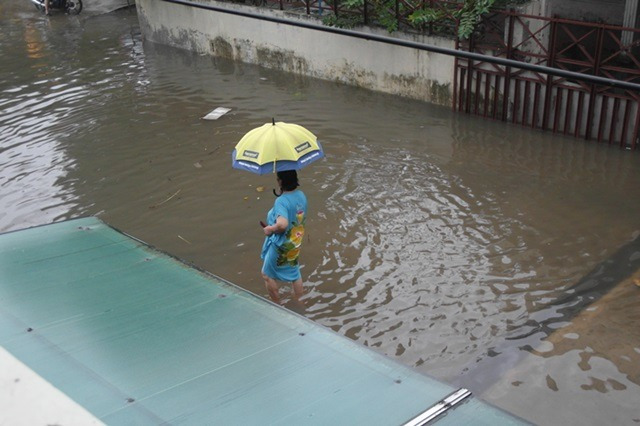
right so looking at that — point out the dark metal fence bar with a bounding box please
[621,100,632,147]
[483,73,491,117]
[563,89,573,134]
[610,98,620,144]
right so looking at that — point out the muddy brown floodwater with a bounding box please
[1,2,639,424]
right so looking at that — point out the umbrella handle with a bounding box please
[273,188,282,197]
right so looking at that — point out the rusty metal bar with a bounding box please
[513,79,520,124]
[492,75,501,119]
[564,89,573,134]
[597,96,609,143]
[620,99,631,148]
[553,87,562,133]
[484,74,491,117]
[465,33,475,114]
[453,36,460,112]
[474,71,482,114]
[586,26,606,140]
[522,80,530,126]
[458,67,466,112]
[575,91,585,138]
[493,7,640,33]
[609,97,620,144]
[633,104,640,149]
[532,82,541,128]
[542,19,558,131]
[502,12,515,121]
[363,0,368,25]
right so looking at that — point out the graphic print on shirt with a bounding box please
[276,206,305,266]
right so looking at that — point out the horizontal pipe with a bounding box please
[160,0,640,92]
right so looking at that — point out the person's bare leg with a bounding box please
[262,272,281,304]
[291,278,305,304]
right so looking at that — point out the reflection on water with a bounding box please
[1,3,640,424]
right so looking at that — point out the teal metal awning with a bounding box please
[0,217,525,424]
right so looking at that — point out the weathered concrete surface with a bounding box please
[136,0,456,106]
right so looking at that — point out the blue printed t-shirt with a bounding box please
[261,190,307,282]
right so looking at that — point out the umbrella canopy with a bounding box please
[232,120,324,175]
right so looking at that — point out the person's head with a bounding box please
[276,170,299,192]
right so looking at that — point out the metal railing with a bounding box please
[455,9,640,148]
[161,0,640,148]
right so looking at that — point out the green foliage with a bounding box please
[321,0,365,28]
[455,0,495,39]
[407,7,447,26]
[322,0,401,33]
[322,13,363,29]
[342,0,364,8]
[322,0,524,39]
[373,0,399,33]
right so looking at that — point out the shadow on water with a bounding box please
[513,234,640,341]
[458,233,640,389]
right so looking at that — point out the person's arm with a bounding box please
[264,216,288,236]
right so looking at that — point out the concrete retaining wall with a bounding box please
[136,0,456,106]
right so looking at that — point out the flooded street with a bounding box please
[2,2,640,424]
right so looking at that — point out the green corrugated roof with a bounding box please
[0,217,525,424]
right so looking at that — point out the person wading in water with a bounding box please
[260,170,307,305]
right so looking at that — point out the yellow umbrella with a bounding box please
[232,119,324,175]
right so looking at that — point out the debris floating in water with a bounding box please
[202,107,231,120]
[149,189,181,209]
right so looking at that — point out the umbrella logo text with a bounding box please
[238,161,259,171]
[243,150,259,159]
[300,151,320,164]
[294,141,311,153]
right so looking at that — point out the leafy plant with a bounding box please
[407,7,447,26]
[455,0,495,39]
[322,13,363,28]
[322,0,525,39]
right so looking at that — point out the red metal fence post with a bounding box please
[501,11,515,121]
[585,25,605,140]
[364,0,368,25]
[541,19,558,131]
[465,32,474,114]
[453,35,460,112]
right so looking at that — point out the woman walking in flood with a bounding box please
[261,170,307,304]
